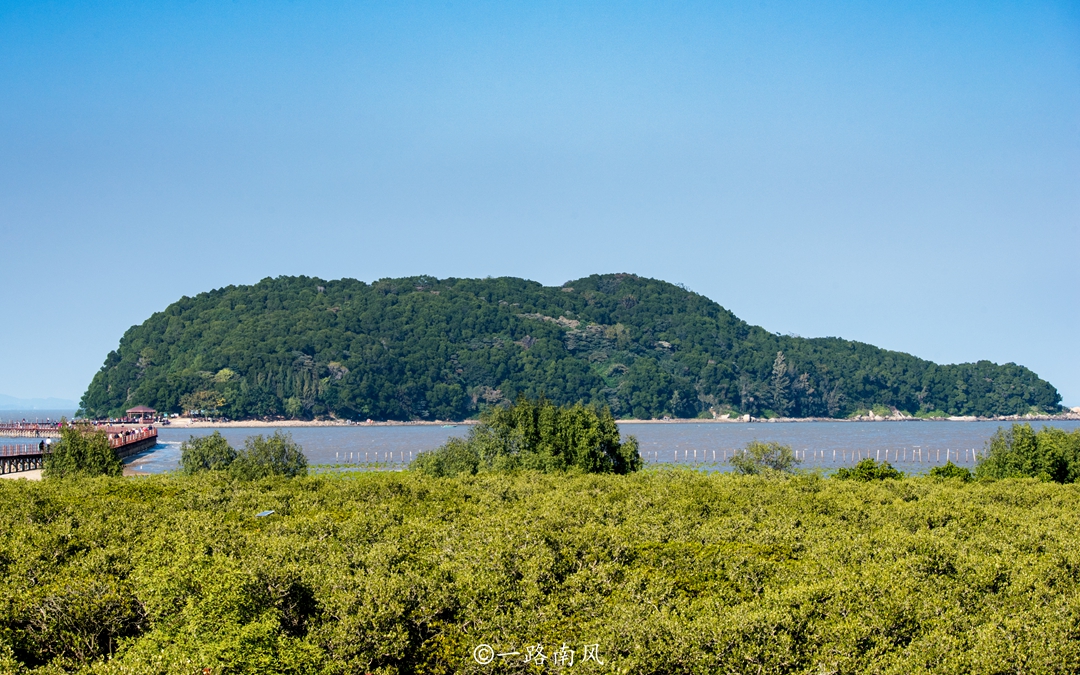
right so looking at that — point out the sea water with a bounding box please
[117,419,1080,475]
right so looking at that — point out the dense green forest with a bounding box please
[2,471,1079,674]
[79,274,1062,420]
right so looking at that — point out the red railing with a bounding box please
[0,444,45,457]
[0,423,65,438]
[107,428,157,449]
[0,428,156,457]
[0,422,64,431]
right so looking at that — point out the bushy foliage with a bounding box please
[1,473,1080,673]
[834,458,904,481]
[976,423,1080,483]
[929,461,973,482]
[409,437,481,478]
[728,440,800,475]
[78,274,1062,420]
[412,397,641,476]
[179,431,237,474]
[229,431,308,480]
[41,426,122,479]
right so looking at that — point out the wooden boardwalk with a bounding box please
[0,427,158,475]
[0,423,64,439]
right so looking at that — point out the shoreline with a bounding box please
[157,413,1080,429]
[164,418,482,429]
[0,466,159,481]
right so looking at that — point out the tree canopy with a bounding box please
[42,426,122,479]
[79,274,1062,420]
[975,423,1080,483]
[412,396,641,476]
[3,470,1080,672]
[179,431,237,474]
[728,441,801,475]
[833,458,905,481]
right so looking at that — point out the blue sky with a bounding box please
[1,1,1078,406]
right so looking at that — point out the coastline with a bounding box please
[0,467,154,481]
[158,412,1080,429]
[165,418,481,429]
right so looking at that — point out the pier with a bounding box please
[0,427,158,475]
[0,422,64,439]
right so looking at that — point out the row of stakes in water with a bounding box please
[336,448,984,467]
[337,451,415,466]
[657,447,985,465]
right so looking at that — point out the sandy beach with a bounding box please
[162,411,1080,429]
[0,469,41,481]
[165,417,480,429]
[0,467,152,481]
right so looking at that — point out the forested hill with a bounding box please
[79,274,1062,421]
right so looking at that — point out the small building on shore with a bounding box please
[126,406,157,422]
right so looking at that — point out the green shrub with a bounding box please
[409,437,481,477]
[42,426,122,479]
[915,409,948,418]
[229,431,308,480]
[179,431,237,474]
[834,458,903,481]
[2,472,1080,673]
[976,423,1080,482]
[728,440,800,475]
[412,397,642,477]
[929,461,973,482]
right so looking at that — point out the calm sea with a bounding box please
[114,418,1080,475]
[0,409,75,423]
[4,410,1075,475]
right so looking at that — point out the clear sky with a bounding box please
[1,1,1077,407]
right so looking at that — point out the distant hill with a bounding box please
[0,394,78,411]
[79,274,1062,420]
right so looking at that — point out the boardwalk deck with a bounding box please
[0,427,158,475]
[0,423,64,439]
